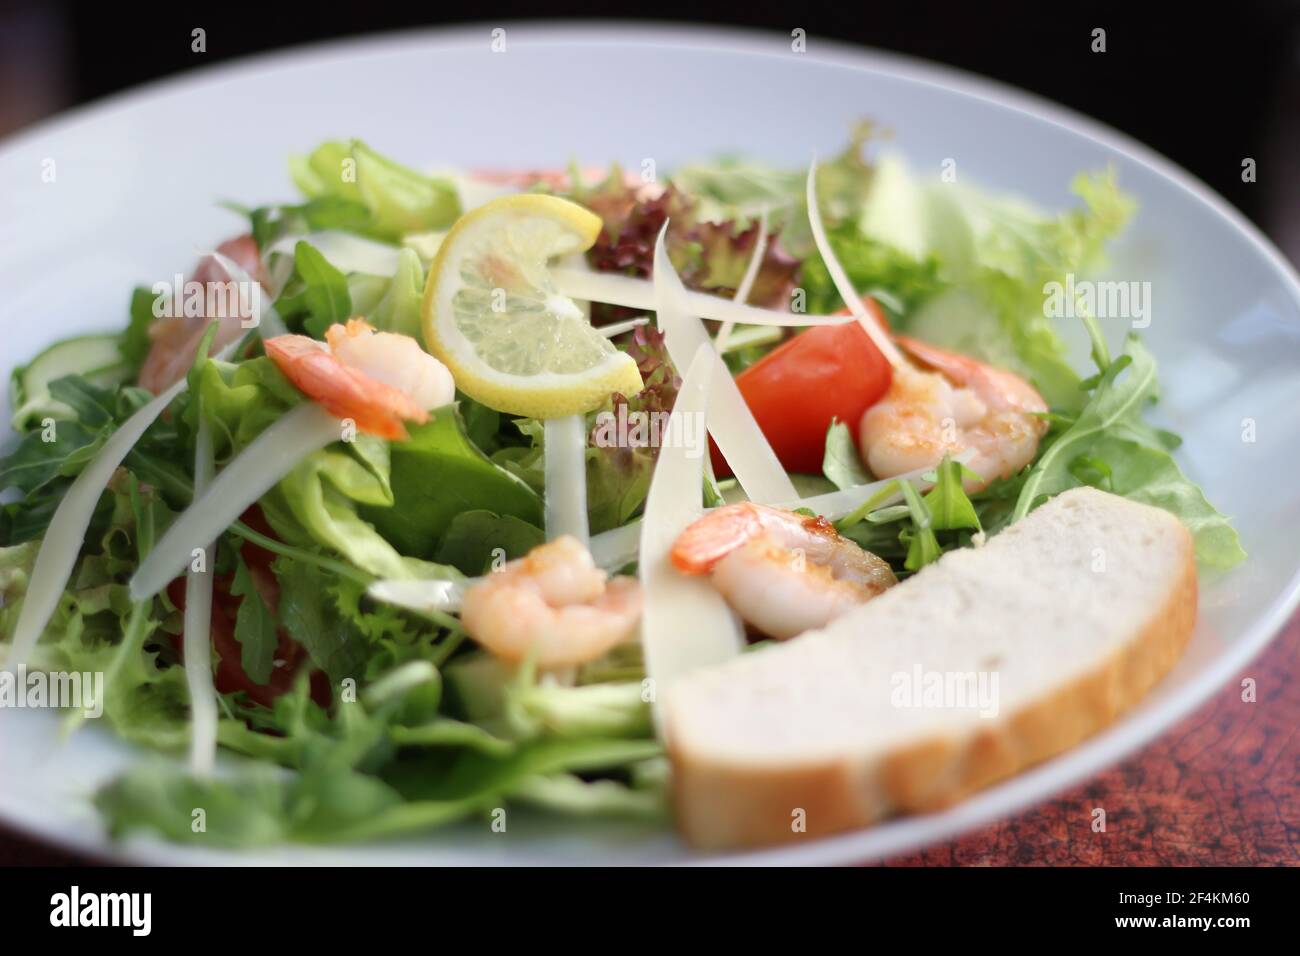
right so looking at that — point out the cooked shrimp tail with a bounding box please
[460,536,643,668]
[671,502,896,640]
[265,319,454,440]
[860,337,1049,492]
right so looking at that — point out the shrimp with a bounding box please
[671,502,897,640]
[265,319,455,440]
[138,235,268,394]
[858,335,1049,492]
[460,536,643,668]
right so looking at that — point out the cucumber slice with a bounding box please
[9,334,131,431]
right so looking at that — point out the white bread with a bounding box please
[664,487,1197,849]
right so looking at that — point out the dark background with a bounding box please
[1,2,1298,262]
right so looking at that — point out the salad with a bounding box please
[0,129,1244,847]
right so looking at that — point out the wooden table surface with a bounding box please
[3,617,1296,867]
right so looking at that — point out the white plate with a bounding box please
[1,24,1297,866]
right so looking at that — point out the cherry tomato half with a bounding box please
[712,298,892,477]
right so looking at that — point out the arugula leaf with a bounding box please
[0,421,103,497]
[249,196,373,249]
[1013,335,1245,567]
[230,555,278,684]
[0,370,182,532]
[822,418,870,491]
[96,670,483,846]
[274,558,370,684]
[899,480,941,572]
[1014,347,1151,519]
[93,658,658,846]
[95,753,491,847]
[922,456,981,531]
[280,241,353,339]
[47,375,117,428]
[121,288,156,369]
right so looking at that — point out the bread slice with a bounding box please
[664,487,1197,849]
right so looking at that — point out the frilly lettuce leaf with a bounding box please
[850,156,1136,411]
[669,119,879,259]
[1,476,191,751]
[190,356,300,461]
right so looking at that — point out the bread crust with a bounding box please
[667,523,1198,850]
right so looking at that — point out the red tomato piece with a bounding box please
[712,298,893,477]
[165,507,331,709]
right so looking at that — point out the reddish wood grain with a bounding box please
[882,617,1300,866]
[2,617,1296,866]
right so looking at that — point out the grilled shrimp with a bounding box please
[671,502,896,640]
[264,319,455,439]
[138,235,267,394]
[859,335,1049,492]
[460,536,643,668]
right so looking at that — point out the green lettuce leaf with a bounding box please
[274,558,371,684]
[434,510,545,576]
[94,660,659,846]
[276,241,352,338]
[443,652,652,741]
[507,773,666,819]
[367,247,424,339]
[274,437,416,580]
[1014,335,1245,568]
[290,140,461,241]
[856,156,1135,411]
[191,356,301,461]
[362,406,543,561]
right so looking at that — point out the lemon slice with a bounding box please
[422,194,643,418]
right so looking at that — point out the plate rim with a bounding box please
[1,20,1298,867]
